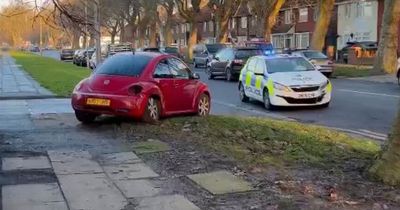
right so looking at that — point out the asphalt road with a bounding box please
[192,66,400,140]
[41,50,400,140]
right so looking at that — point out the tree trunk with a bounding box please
[89,34,95,47]
[82,35,87,48]
[369,102,400,186]
[310,0,335,51]
[164,22,173,46]
[149,22,157,47]
[139,29,145,48]
[72,31,80,49]
[188,21,198,60]
[264,0,285,42]
[218,17,229,43]
[120,24,126,42]
[111,33,116,44]
[373,0,400,74]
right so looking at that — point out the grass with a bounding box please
[10,51,91,97]
[333,65,378,78]
[155,116,380,169]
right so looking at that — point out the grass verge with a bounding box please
[333,65,378,78]
[152,116,380,169]
[10,51,91,97]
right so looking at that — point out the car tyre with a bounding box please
[197,94,210,116]
[142,97,161,124]
[75,110,98,124]
[397,70,400,86]
[239,83,249,102]
[263,89,274,110]
[207,66,214,80]
[226,68,234,81]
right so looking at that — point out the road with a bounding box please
[41,50,400,140]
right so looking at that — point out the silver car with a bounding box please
[292,50,334,77]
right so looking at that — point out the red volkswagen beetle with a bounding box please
[71,52,211,123]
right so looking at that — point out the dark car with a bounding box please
[142,47,161,52]
[160,47,183,59]
[193,44,227,68]
[76,49,95,67]
[207,47,262,81]
[60,49,75,61]
[338,41,377,63]
[244,40,274,56]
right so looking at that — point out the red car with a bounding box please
[71,52,211,123]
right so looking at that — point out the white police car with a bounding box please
[238,54,332,109]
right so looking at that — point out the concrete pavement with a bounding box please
[0,53,54,99]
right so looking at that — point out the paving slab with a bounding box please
[137,195,200,210]
[2,156,51,171]
[114,179,160,198]
[99,152,142,165]
[104,163,159,180]
[2,183,68,210]
[48,150,103,174]
[187,170,253,195]
[57,173,128,210]
[132,140,171,154]
[27,99,74,115]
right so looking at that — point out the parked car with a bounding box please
[142,47,161,52]
[106,43,132,57]
[193,43,227,68]
[207,47,262,81]
[238,54,331,109]
[76,49,95,67]
[60,49,75,61]
[244,39,274,56]
[29,46,40,52]
[292,50,334,77]
[338,41,377,63]
[73,49,83,64]
[71,52,210,123]
[160,47,183,59]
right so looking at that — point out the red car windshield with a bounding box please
[95,54,152,77]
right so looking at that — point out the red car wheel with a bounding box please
[197,94,210,116]
[75,110,98,124]
[142,97,161,123]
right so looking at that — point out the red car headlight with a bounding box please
[128,85,143,96]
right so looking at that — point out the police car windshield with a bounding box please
[266,57,315,73]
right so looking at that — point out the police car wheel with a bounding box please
[263,89,274,110]
[239,84,249,102]
[226,68,233,81]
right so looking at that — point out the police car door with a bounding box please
[243,57,257,98]
[252,58,266,101]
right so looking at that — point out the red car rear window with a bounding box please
[95,54,152,77]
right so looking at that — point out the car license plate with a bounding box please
[297,93,315,99]
[86,98,110,106]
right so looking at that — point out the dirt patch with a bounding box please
[116,117,400,210]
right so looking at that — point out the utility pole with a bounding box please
[85,1,90,69]
[94,0,101,65]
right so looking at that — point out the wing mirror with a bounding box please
[192,72,200,80]
[214,56,220,61]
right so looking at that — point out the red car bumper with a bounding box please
[71,92,147,119]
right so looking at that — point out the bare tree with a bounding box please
[208,0,241,43]
[369,0,400,186]
[159,0,175,46]
[372,0,400,74]
[175,0,205,59]
[310,0,335,50]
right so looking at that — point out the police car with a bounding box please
[238,54,332,109]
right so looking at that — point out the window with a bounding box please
[252,16,257,26]
[203,22,207,32]
[241,17,247,28]
[181,24,185,33]
[255,59,265,74]
[265,57,314,73]
[345,4,351,19]
[313,6,319,21]
[232,18,236,28]
[168,58,190,79]
[96,54,152,77]
[154,61,173,78]
[284,10,292,24]
[295,33,310,49]
[299,8,308,22]
[209,21,214,32]
[356,3,364,17]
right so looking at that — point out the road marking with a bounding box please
[359,129,388,138]
[331,127,387,141]
[337,89,400,98]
